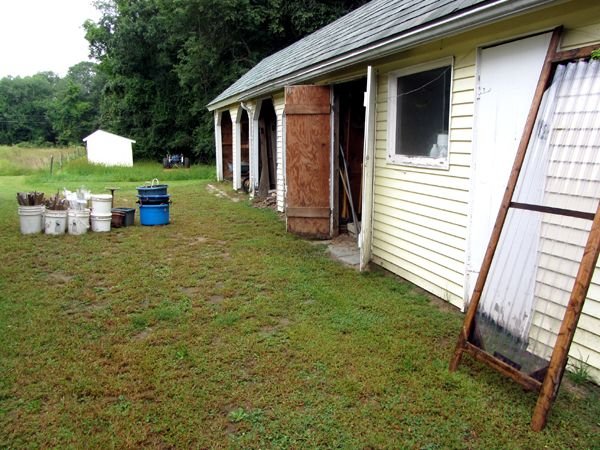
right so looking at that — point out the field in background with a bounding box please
[0,146,215,182]
[0,146,84,176]
[29,159,215,184]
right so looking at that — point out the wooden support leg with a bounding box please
[531,203,600,431]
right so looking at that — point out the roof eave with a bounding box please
[208,0,559,111]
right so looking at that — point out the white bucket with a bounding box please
[44,209,68,235]
[68,209,90,235]
[18,205,45,234]
[91,194,112,215]
[91,213,111,232]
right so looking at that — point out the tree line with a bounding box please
[2,0,367,161]
[0,62,104,147]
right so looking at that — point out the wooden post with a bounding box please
[449,27,563,371]
[531,203,600,430]
[50,155,54,176]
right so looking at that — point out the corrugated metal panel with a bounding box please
[520,59,600,381]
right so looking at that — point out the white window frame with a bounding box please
[387,57,454,169]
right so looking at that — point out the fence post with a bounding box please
[50,155,54,176]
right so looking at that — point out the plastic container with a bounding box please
[44,209,67,235]
[18,205,45,234]
[137,194,170,205]
[91,194,112,215]
[139,204,170,226]
[112,208,135,227]
[67,209,90,235]
[91,213,112,232]
[137,185,168,196]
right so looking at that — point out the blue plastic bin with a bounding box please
[139,204,170,226]
[137,184,168,196]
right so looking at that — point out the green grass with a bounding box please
[0,145,84,176]
[29,158,215,183]
[0,162,598,447]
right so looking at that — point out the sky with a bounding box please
[0,0,100,78]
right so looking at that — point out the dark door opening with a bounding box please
[221,110,233,180]
[335,78,366,236]
[257,99,277,197]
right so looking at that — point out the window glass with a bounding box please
[395,66,450,159]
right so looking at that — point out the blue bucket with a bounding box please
[137,184,168,196]
[137,194,171,205]
[139,204,170,226]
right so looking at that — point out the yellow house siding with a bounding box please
[372,49,475,308]
[370,1,600,380]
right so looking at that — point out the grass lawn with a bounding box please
[0,164,598,447]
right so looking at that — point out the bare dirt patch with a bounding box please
[208,295,225,305]
[132,328,153,341]
[47,271,74,283]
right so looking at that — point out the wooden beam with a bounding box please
[510,202,595,220]
[464,343,542,392]
[449,27,563,372]
[531,201,600,431]
[552,44,597,63]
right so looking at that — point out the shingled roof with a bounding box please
[208,0,552,109]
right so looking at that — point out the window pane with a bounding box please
[396,66,450,157]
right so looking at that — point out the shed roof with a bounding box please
[208,0,555,110]
[83,129,136,144]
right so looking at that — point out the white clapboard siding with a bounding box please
[273,92,285,212]
[527,59,600,382]
[372,51,475,309]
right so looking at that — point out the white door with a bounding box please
[466,33,552,301]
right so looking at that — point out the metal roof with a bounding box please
[208,0,553,110]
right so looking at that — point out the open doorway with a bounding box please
[221,110,233,180]
[257,99,277,197]
[335,78,366,238]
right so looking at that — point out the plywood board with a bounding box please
[285,85,332,238]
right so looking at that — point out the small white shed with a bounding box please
[83,130,135,167]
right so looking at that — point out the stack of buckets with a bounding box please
[90,194,113,232]
[137,182,170,226]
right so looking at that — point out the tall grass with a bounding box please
[28,159,215,183]
[0,146,84,176]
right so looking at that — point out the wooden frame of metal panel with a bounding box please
[449,27,600,431]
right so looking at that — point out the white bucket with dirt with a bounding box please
[91,213,111,232]
[91,194,112,215]
[68,209,90,235]
[18,205,45,234]
[44,209,68,235]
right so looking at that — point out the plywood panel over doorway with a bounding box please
[285,85,332,238]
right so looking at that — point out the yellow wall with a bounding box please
[370,0,600,380]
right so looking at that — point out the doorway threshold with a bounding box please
[314,234,360,270]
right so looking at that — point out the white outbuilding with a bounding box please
[83,130,135,167]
